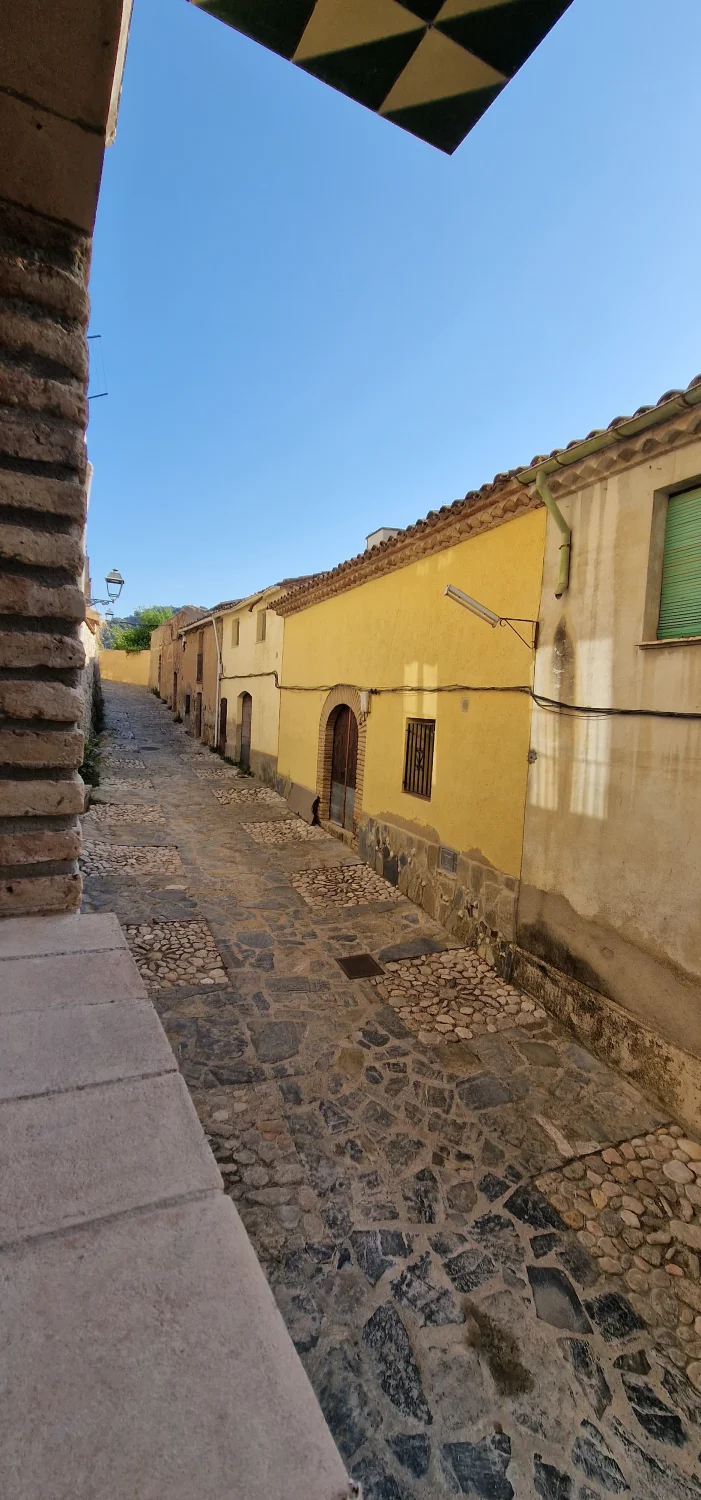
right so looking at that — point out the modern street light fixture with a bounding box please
[89,568,124,608]
[444,584,538,649]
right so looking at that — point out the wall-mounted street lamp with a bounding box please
[444,584,538,650]
[90,568,124,608]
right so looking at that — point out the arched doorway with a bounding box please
[240,692,252,768]
[329,705,358,832]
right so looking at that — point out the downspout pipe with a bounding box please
[213,616,223,749]
[536,468,571,597]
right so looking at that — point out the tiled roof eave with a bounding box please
[275,477,535,617]
[275,378,701,618]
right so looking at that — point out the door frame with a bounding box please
[329,704,358,831]
[238,691,252,768]
[316,685,367,833]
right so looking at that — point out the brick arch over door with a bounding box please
[316,686,367,831]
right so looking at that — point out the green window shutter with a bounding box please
[657,487,701,640]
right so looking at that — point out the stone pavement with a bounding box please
[83,681,701,1500]
[0,908,352,1500]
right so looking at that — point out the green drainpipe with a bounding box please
[536,468,571,597]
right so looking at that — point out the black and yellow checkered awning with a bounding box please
[189,0,572,154]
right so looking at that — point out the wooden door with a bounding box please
[195,692,202,737]
[218,697,228,755]
[240,693,252,768]
[329,705,358,831]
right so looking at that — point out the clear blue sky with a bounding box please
[87,0,701,616]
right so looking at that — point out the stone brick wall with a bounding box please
[357,814,518,976]
[0,202,90,915]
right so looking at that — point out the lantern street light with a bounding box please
[89,568,124,607]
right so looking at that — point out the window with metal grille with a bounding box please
[231,618,240,647]
[256,610,267,643]
[196,631,204,683]
[403,718,435,800]
[657,486,701,640]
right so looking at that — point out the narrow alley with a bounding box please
[82,681,701,1500]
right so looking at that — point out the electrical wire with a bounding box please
[219,672,701,722]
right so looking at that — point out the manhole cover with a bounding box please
[336,953,384,980]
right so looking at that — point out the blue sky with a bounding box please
[87,0,701,616]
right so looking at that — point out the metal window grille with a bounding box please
[403,718,435,800]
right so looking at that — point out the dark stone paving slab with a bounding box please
[82,685,701,1500]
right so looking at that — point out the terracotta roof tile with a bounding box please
[276,374,701,615]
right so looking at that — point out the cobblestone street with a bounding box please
[81,682,701,1500]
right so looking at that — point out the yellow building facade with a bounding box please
[276,489,546,963]
[217,587,287,783]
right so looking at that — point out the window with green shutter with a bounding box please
[657,487,701,640]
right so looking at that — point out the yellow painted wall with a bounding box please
[99,649,151,685]
[220,596,283,761]
[278,508,546,879]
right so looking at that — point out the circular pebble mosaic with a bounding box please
[193,767,244,781]
[100,755,146,769]
[372,948,546,1043]
[80,842,184,876]
[99,776,156,793]
[291,861,400,907]
[243,819,328,846]
[538,1125,701,1384]
[84,802,165,826]
[125,919,228,988]
[212,786,286,806]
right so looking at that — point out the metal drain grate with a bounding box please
[336,953,384,980]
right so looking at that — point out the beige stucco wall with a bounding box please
[220,596,283,779]
[148,623,168,691]
[99,649,150,685]
[519,437,701,1062]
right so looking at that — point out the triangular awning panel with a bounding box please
[190,0,573,153]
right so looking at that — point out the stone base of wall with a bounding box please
[249,750,277,787]
[511,946,701,1132]
[357,816,518,974]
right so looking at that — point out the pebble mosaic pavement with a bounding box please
[212,786,286,806]
[81,683,701,1500]
[99,775,156,794]
[372,950,548,1044]
[84,801,165,826]
[242,818,329,846]
[292,862,407,908]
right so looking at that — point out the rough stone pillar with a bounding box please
[0,206,91,912]
[0,0,130,915]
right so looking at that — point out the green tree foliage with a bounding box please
[110,606,173,653]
